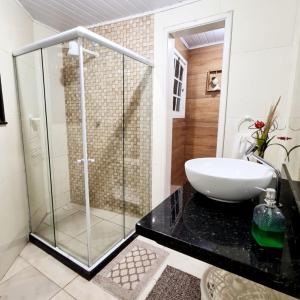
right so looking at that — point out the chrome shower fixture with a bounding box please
[68,40,99,57]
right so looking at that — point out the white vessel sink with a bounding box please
[185,158,273,203]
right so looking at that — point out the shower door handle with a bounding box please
[76,158,95,164]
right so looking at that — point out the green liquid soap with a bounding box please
[251,222,284,248]
[251,188,286,249]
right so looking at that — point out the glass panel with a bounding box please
[124,56,152,235]
[175,59,179,78]
[179,65,184,81]
[173,96,177,111]
[16,38,152,267]
[41,40,88,265]
[173,79,178,95]
[82,38,125,265]
[178,82,182,97]
[176,98,181,112]
[15,51,55,245]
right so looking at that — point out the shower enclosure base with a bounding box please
[29,232,136,280]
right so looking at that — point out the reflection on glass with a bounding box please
[124,56,152,236]
[83,39,125,265]
[16,50,55,246]
[41,40,89,264]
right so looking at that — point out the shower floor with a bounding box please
[34,203,140,265]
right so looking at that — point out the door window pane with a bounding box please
[178,82,182,96]
[179,65,183,81]
[173,97,177,111]
[175,60,179,78]
[173,79,178,95]
[176,98,181,112]
[172,53,186,116]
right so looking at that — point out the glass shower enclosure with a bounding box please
[13,27,152,276]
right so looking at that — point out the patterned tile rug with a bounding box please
[93,239,169,300]
[147,266,201,300]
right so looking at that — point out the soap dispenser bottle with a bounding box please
[251,188,286,248]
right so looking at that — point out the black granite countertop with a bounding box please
[136,179,300,298]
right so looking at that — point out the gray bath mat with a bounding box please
[146,265,201,300]
[93,239,169,300]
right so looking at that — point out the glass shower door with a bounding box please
[123,57,152,233]
[15,26,153,272]
[15,35,152,268]
[15,50,56,246]
[82,39,125,265]
[41,41,90,265]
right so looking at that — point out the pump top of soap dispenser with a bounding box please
[264,188,276,208]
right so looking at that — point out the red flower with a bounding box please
[255,120,265,129]
[277,136,292,141]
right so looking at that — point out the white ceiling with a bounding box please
[181,28,225,49]
[18,0,187,31]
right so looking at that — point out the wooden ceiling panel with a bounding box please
[19,0,186,31]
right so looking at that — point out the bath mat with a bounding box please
[93,239,169,300]
[146,265,201,300]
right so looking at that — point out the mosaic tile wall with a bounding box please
[63,15,153,217]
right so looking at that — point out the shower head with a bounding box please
[68,41,79,56]
[67,41,99,57]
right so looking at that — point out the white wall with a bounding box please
[0,0,34,278]
[152,0,299,207]
[285,3,300,180]
[0,2,61,278]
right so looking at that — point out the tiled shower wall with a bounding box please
[63,15,153,217]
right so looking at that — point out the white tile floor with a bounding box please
[0,236,209,300]
[0,236,295,299]
[0,237,292,300]
[35,203,140,265]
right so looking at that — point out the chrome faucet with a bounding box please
[245,142,282,206]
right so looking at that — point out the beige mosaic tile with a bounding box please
[62,15,153,222]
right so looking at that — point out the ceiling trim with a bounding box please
[188,40,224,50]
[179,37,190,49]
[33,19,60,34]
[15,0,34,21]
[87,0,199,29]
[180,37,224,50]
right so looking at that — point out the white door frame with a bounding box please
[158,12,233,200]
